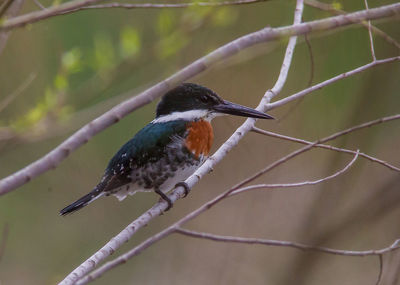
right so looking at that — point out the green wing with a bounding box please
[99,120,188,192]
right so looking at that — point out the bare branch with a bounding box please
[0,0,24,55]
[252,127,400,172]
[175,228,400,257]
[0,223,9,264]
[60,1,305,284]
[0,73,36,114]
[70,0,269,12]
[305,0,400,50]
[267,56,400,110]
[304,34,315,87]
[230,150,359,196]
[376,254,384,285]
[2,5,394,197]
[0,0,269,30]
[236,113,400,190]
[364,0,376,61]
[0,0,14,16]
[33,0,46,10]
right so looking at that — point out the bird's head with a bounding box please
[154,83,274,122]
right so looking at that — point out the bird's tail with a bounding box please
[59,186,104,216]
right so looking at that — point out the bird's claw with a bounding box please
[155,189,173,211]
[175,182,190,197]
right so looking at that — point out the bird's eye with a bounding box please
[200,96,209,103]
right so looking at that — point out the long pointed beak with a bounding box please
[213,100,274,120]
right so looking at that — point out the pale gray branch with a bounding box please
[364,0,377,61]
[33,0,46,10]
[0,73,36,113]
[230,150,359,196]
[376,254,384,285]
[252,127,400,172]
[305,0,400,50]
[235,113,400,190]
[71,0,269,12]
[267,56,400,110]
[175,228,400,257]
[0,0,24,55]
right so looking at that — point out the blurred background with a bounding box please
[0,0,399,284]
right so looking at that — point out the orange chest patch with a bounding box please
[185,120,214,158]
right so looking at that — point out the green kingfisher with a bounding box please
[60,83,273,215]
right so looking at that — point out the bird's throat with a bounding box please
[185,120,214,158]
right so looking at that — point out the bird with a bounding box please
[60,83,274,215]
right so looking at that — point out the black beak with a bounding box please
[213,100,274,120]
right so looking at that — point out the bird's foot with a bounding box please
[175,182,190,197]
[155,189,173,211]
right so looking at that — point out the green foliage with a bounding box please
[11,88,57,131]
[120,27,141,59]
[183,2,213,26]
[61,48,82,74]
[92,33,116,73]
[54,74,68,91]
[211,8,238,27]
[154,5,238,60]
[157,10,176,36]
[332,1,343,10]
[157,31,189,59]
[51,0,62,6]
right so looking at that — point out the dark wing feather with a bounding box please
[101,120,188,193]
[59,120,189,215]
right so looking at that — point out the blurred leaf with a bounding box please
[51,0,62,6]
[157,10,176,36]
[44,87,57,108]
[332,1,343,10]
[211,7,238,27]
[54,74,68,91]
[156,32,188,59]
[120,27,141,59]
[92,33,116,72]
[61,48,82,74]
[59,106,73,121]
[182,2,213,29]
[10,88,58,131]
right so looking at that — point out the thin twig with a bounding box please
[251,126,400,172]
[304,34,314,87]
[0,73,36,114]
[364,0,376,61]
[0,0,270,30]
[0,0,14,16]
[175,228,400,257]
[2,6,394,197]
[235,114,400,190]
[376,254,384,285]
[305,0,400,50]
[72,0,269,12]
[230,151,359,196]
[33,0,46,10]
[0,223,9,264]
[267,56,400,110]
[0,0,24,56]
[276,32,314,122]
[61,2,305,284]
